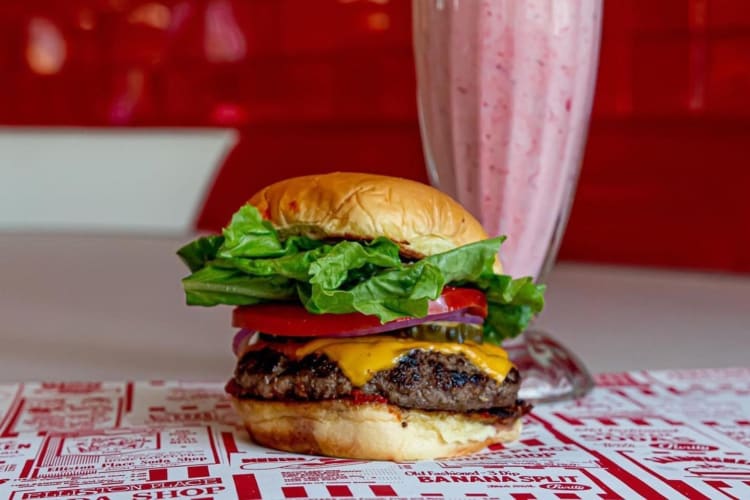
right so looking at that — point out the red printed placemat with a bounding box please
[1,368,748,499]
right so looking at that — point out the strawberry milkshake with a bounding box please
[413,0,602,279]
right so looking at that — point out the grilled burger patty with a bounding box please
[228,346,524,413]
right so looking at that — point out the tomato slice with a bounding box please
[232,286,487,337]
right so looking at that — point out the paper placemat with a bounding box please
[1,368,749,499]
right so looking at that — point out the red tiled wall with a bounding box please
[0,0,748,272]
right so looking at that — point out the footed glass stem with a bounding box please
[504,330,594,403]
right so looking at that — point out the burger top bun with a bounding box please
[249,172,499,269]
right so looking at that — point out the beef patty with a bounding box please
[228,346,523,413]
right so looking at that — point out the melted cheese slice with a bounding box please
[293,336,513,387]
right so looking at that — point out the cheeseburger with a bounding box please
[178,172,545,461]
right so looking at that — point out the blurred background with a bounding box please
[1,0,749,382]
[1,0,748,273]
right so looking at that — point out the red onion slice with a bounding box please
[232,329,258,355]
[343,309,484,336]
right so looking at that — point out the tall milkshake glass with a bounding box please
[413,0,603,402]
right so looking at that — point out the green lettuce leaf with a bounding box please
[177,235,225,272]
[425,237,505,283]
[181,266,296,306]
[213,247,331,282]
[422,238,546,339]
[303,260,445,321]
[177,205,545,343]
[482,276,546,342]
[309,238,402,289]
[218,205,286,258]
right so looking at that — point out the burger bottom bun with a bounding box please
[231,398,522,461]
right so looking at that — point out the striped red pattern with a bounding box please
[188,465,210,478]
[148,468,168,481]
[326,484,353,497]
[370,485,398,497]
[232,474,262,500]
[520,438,545,447]
[282,486,308,498]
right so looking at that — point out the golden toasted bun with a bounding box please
[232,398,521,461]
[248,172,496,267]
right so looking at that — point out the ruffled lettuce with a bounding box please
[178,205,545,342]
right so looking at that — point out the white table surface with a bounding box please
[1,232,748,383]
